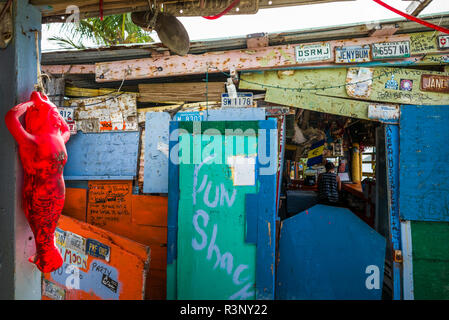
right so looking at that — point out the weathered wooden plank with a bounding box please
[132,195,168,227]
[69,93,138,133]
[399,105,449,222]
[42,64,95,74]
[410,221,449,299]
[65,85,128,97]
[64,131,139,180]
[63,188,87,222]
[42,215,150,300]
[240,67,449,107]
[143,112,171,194]
[264,88,373,120]
[138,82,224,103]
[95,32,447,82]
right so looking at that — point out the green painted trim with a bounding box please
[411,221,449,300]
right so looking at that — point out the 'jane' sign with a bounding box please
[335,45,371,64]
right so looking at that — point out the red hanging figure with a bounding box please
[5,91,70,273]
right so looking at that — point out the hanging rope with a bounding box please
[203,0,241,20]
[372,0,449,34]
[34,31,48,94]
[0,0,13,22]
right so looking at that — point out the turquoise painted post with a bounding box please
[385,124,402,300]
[0,0,42,299]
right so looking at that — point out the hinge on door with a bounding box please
[394,249,403,263]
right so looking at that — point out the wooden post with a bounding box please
[0,0,42,299]
[351,143,361,183]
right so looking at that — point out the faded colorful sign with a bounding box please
[42,215,150,300]
[70,93,138,133]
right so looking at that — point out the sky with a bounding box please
[41,0,449,51]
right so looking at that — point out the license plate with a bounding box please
[58,107,74,122]
[335,45,371,63]
[221,93,253,108]
[295,43,331,63]
[372,41,410,59]
[175,111,204,121]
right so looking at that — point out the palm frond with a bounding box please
[48,13,153,49]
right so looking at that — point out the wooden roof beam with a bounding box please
[405,0,433,17]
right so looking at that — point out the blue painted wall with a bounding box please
[276,205,386,300]
[143,112,171,193]
[64,131,139,180]
[399,105,449,222]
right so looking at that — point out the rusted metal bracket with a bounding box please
[393,249,403,263]
[368,23,399,37]
[246,32,269,49]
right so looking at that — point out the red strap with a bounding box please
[100,0,104,21]
[372,0,449,34]
[203,0,241,20]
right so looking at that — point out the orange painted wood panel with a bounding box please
[87,180,133,228]
[145,268,167,300]
[85,181,168,299]
[62,188,87,222]
[42,215,150,300]
[132,194,168,227]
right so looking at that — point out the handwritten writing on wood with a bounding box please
[87,181,132,228]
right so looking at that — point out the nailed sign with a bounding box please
[346,68,374,99]
[421,74,449,93]
[368,104,400,122]
[65,231,87,255]
[86,238,111,262]
[437,35,449,49]
[102,274,119,293]
[58,107,74,122]
[372,41,410,59]
[295,43,332,63]
[335,45,371,63]
[221,92,253,108]
[42,279,66,300]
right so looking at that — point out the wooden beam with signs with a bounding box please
[92,31,447,82]
[138,82,224,103]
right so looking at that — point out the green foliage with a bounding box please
[48,13,153,49]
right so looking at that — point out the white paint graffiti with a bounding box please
[191,156,255,300]
[365,265,380,290]
[193,155,237,208]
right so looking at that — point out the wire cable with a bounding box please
[203,0,241,20]
[372,0,449,34]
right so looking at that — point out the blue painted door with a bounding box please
[276,205,386,299]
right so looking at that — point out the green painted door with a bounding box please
[176,121,261,300]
